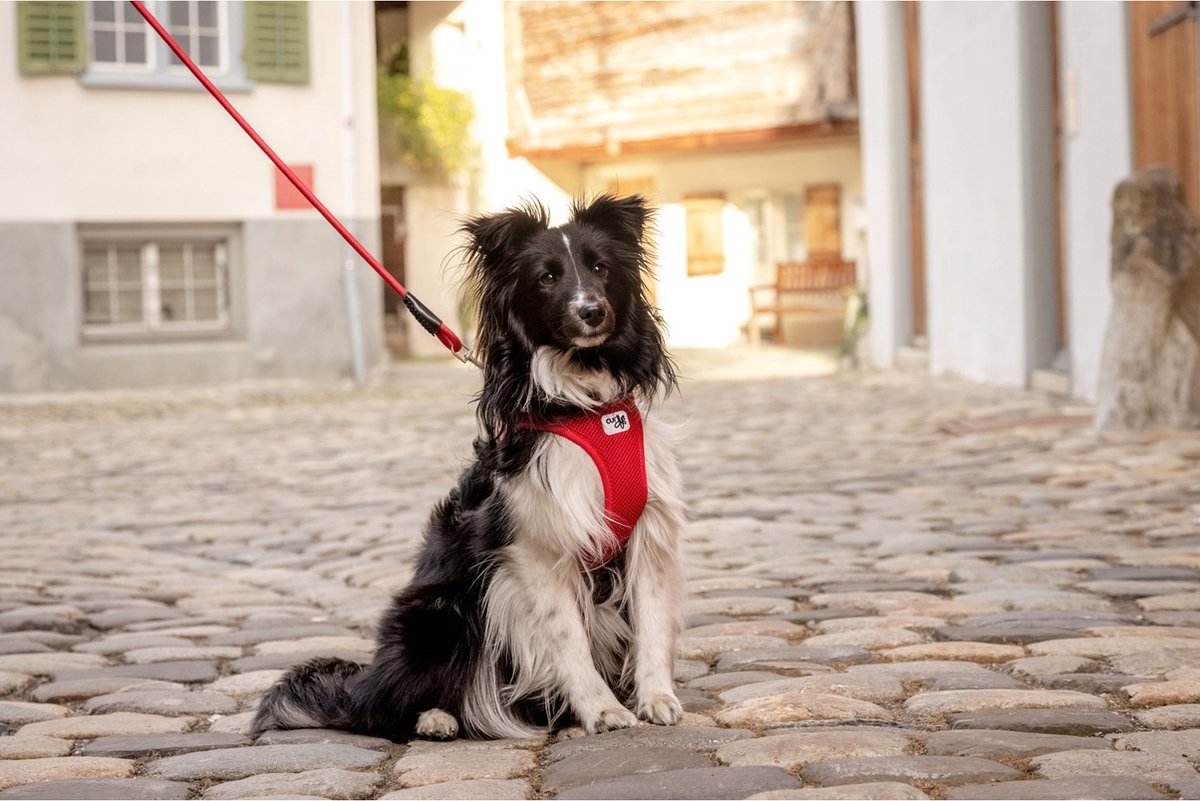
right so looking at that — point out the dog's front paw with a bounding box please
[415,708,459,740]
[637,692,682,726]
[582,705,638,734]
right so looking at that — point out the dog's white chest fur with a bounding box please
[504,348,682,564]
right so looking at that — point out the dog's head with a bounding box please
[463,194,652,355]
[462,194,674,425]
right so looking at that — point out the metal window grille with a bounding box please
[82,239,230,337]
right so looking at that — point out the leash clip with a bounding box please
[454,347,483,369]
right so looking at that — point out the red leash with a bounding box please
[129,1,479,368]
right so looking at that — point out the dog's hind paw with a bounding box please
[637,692,682,726]
[583,705,638,734]
[415,708,459,740]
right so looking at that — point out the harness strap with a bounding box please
[520,396,648,567]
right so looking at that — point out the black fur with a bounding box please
[251,194,675,741]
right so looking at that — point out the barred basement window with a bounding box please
[82,238,230,337]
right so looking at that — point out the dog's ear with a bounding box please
[571,194,649,247]
[463,200,549,268]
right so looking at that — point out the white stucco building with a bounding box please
[1,1,383,391]
[857,1,1196,401]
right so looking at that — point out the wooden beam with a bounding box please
[508,119,859,162]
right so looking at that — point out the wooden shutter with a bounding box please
[803,184,842,259]
[684,196,725,277]
[17,1,86,76]
[244,1,309,84]
[605,176,659,205]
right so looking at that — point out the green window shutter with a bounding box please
[244,1,309,84]
[17,1,86,76]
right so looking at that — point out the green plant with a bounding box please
[377,44,475,175]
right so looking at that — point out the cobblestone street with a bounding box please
[2,348,1199,800]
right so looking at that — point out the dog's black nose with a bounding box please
[578,303,607,327]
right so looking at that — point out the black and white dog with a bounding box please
[252,194,685,741]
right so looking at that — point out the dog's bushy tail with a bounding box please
[251,657,364,735]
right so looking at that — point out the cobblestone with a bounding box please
[715,729,912,770]
[4,350,1200,797]
[0,778,192,800]
[392,743,536,788]
[0,758,135,791]
[750,783,931,800]
[201,768,384,800]
[145,743,388,781]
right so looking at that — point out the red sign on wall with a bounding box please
[274,164,315,211]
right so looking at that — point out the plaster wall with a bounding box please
[0,2,385,390]
[1059,2,1131,401]
[855,0,915,368]
[920,1,1057,386]
[0,220,382,391]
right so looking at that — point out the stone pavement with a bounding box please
[2,347,1200,800]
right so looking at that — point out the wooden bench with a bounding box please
[748,258,857,345]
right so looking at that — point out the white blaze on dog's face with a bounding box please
[519,223,627,351]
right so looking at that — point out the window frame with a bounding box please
[80,0,252,92]
[78,224,241,343]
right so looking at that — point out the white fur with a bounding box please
[529,346,625,410]
[415,708,459,740]
[562,233,582,283]
[465,352,685,736]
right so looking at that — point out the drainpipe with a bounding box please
[340,0,368,386]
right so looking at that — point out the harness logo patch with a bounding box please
[602,410,631,435]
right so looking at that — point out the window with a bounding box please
[82,234,231,338]
[18,0,307,86]
[164,1,225,71]
[86,0,228,76]
[741,195,772,285]
[88,1,152,71]
[782,193,806,261]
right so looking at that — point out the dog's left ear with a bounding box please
[463,200,549,269]
[571,194,649,247]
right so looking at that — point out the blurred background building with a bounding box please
[859,1,1197,402]
[379,0,860,357]
[2,1,384,391]
[0,0,859,391]
[2,1,1197,405]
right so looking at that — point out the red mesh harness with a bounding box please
[519,395,648,568]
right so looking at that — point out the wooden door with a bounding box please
[902,1,927,339]
[1129,1,1200,214]
[380,186,406,317]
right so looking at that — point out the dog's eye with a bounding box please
[593,261,609,277]
[539,271,558,287]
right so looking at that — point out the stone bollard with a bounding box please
[1095,166,1200,429]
